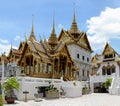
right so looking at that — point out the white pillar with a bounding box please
[1,61,4,84]
[1,61,5,102]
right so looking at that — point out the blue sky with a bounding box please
[1,0,120,55]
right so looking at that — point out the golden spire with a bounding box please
[31,15,34,35]
[10,40,13,62]
[11,40,12,50]
[42,33,47,42]
[52,10,55,34]
[24,32,27,41]
[48,10,58,47]
[73,7,76,23]
[29,14,36,41]
[39,34,42,43]
[70,3,80,35]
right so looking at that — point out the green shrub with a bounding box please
[102,78,112,89]
[2,77,20,98]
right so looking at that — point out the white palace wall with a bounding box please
[67,44,91,81]
[15,77,62,100]
[15,77,83,100]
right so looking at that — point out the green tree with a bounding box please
[103,78,112,89]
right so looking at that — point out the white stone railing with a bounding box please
[17,76,62,84]
[90,75,113,83]
[7,62,17,67]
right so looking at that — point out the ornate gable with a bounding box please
[78,32,92,52]
[58,29,72,43]
[102,43,115,55]
[92,54,98,63]
[18,41,24,52]
[18,41,32,63]
[59,44,72,62]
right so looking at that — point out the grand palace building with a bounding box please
[0,11,92,82]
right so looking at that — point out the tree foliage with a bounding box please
[2,77,20,97]
[102,78,112,89]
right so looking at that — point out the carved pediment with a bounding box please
[102,43,115,55]
[78,37,87,47]
[60,45,72,62]
[59,33,71,42]
[77,33,92,52]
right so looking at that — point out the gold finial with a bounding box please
[10,40,13,57]
[43,33,47,42]
[10,40,12,51]
[29,14,36,41]
[11,40,12,49]
[38,34,42,43]
[52,10,55,34]
[73,2,76,23]
[69,2,80,34]
[24,33,27,41]
[48,10,58,48]
[31,14,34,34]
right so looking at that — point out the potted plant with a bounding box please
[2,77,20,104]
[45,81,59,99]
[82,87,90,94]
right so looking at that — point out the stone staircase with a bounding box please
[109,77,120,95]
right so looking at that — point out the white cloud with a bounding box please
[14,35,20,41]
[0,39,9,44]
[58,24,64,29]
[0,43,18,56]
[87,7,120,51]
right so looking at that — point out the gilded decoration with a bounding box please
[18,18,76,81]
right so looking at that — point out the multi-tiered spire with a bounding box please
[29,16,36,41]
[48,12,58,49]
[69,7,80,37]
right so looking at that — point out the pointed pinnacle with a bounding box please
[31,14,34,34]
[52,10,55,34]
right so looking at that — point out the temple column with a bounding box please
[58,57,60,76]
[29,56,31,75]
[44,63,47,74]
[70,63,72,78]
[42,63,44,74]
[40,63,42,73]
[35,61,38,74]
[33,58,35,75]
[38,62,40,73]
[65,56,68,77]
[23,58,26,75]
[52,59,54,78]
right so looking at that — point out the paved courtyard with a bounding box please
[4,93,120,106]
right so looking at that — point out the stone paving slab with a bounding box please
[4,93,120,106]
